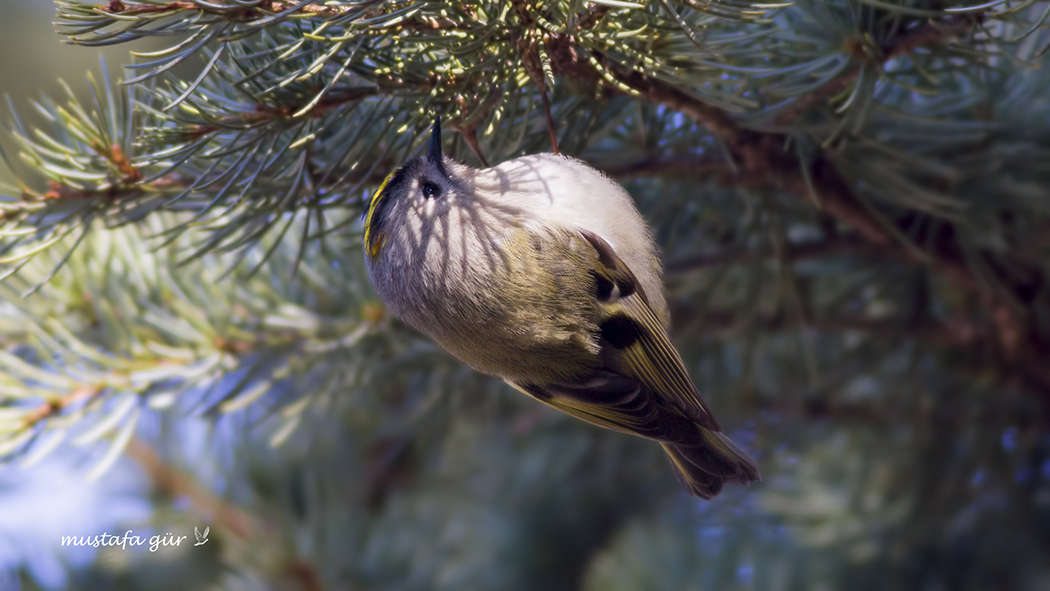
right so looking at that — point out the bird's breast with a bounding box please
[373,224,602,383]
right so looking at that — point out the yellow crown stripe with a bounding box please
[364,170,398,258]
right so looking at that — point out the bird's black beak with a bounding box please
[427,117,442,165]
[426,116,448,177]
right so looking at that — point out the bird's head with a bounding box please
[363,118,469,259]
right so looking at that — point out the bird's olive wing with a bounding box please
[579,231,721,432]
[509,375,701,443]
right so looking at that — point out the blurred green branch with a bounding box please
[127,438,332,591]
[0,218,391,469]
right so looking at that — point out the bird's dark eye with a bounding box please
[421,181,441,199]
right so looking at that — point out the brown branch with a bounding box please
[286,560,325,591]
[127,439,327,590]
[598,154,732,181]
[100,1,346,17]
[538,85,559,154]
[457,125,490,168]
[363,437,416,512]
[126,438,256,540]
[584,51,742,145]
[20,386,104,429]
[448,92,502,168]
[514,1,560,154]
[21,171,192,204]
[14,85,385,207]
[99,0,466,32]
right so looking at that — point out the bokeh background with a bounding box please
[1,1,1049,590]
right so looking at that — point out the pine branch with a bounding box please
[0,221,388,464]
[772,16,975,126]
[15,1,1037,272]
[542,14,1050,401]
[58,0,349,45]
[101,0,343,17]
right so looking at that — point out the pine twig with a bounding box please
[774,17,974,126]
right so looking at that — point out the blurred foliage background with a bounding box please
[0,1,1049,590]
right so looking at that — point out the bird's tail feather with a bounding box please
[661,430,760,499]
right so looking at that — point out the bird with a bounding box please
[363,119,759,498]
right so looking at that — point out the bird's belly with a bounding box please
[418,287,599,384]
[397,262,599,384]
[379,226,603,384]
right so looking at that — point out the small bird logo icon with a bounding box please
[194,526,210,546]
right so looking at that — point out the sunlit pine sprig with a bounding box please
[0,217,393,475]
[5,0,1049,328]
[0,69,187,288]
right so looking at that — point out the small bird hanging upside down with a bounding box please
[364,119,759,499]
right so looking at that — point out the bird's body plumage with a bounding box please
[365,129,759,498]
[368,154,663,382]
